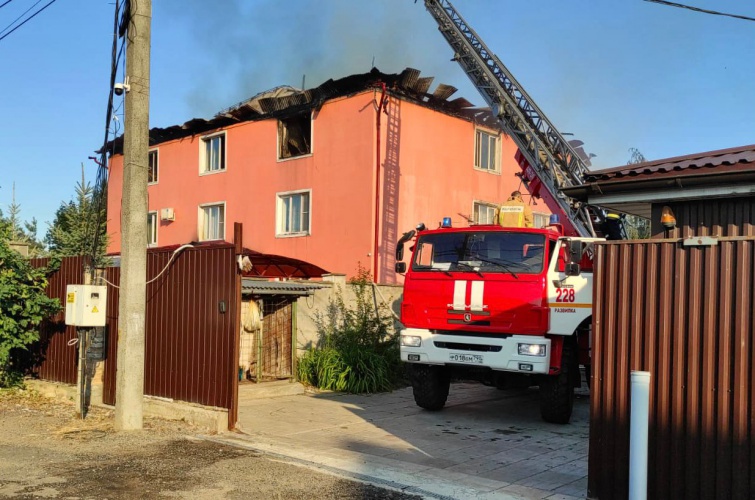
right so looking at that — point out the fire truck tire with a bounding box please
[410,364,450,411]
[539,343,575,424]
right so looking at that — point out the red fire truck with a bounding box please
[398,1,626,423]
[396,220,601,424]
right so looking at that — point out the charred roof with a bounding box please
[106,67,497,156]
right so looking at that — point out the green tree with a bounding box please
[45,167,108,266]
[0,184,45,257]
[0,237,61,387]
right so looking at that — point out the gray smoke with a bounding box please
[158,0,474,118]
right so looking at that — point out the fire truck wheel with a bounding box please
[410,364,450,411]
[539,343,575,424]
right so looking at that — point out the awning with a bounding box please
[240,249,328,279]
[242,279,325,296]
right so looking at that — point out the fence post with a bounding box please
[630,370,651,500]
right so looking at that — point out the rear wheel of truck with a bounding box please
[539,342,575,424]
[410,364,450,411]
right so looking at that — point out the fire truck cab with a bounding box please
[397,220,602,424]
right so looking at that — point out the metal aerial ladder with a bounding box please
[423,0,612,238]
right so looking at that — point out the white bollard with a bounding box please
[629,371,651,500]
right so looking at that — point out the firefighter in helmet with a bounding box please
[497,190,534,228]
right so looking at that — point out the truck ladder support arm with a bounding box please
[423,0,602,237]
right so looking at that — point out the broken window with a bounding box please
[278,112,312,159]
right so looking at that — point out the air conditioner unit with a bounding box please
[160,207,175,221]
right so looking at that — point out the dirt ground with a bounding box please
[0,388,420,499]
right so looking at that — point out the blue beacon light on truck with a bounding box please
[441,217,452,228]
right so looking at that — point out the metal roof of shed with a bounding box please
[242,279,325,296]
[561,144,755,218]
[583,144,755,183]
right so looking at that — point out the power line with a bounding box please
[0,0,15,10]
[0,0,42,37]
[0,0,58,42]
[643,0,755,23]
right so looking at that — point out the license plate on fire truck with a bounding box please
[449,353,483,364]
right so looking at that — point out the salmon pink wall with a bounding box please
[107,90,543,283]
[107,93,377,276]
[375,97,537,282]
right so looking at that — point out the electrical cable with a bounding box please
[146,244,194,284]
[0,0,57,42]
[643,0,755,22]
[92,275,120,289]
[0,0,15,9]
[0,0,41,37]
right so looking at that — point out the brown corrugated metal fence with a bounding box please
[589,237,754,500]
[29,256,85,384]
[102,264,120,406]
[102,244,239,426]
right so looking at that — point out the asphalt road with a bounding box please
[0,389,420,499]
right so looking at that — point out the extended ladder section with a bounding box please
[424,0,602,238]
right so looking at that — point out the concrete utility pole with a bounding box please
[115,0,151,431]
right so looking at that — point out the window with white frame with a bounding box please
[473,201,497,225]
[148,150,158,184]
[199,203,225,241]
[276,190,310,236]
[147,211,157,246]
[200,133,226,173]
[475,129,499,172]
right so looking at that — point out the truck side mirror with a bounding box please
[568,240,582,262]
[565,262,581,276]
[395,229,416,261]
[395,262,407,274]
[564,240,582,276]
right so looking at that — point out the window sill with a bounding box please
[277,153,313,163]
[199,169,227,177]
[473,166,501,175]
[275,232,310,238]
[148,181,158,186]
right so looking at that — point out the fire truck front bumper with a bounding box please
[400,328,552,374]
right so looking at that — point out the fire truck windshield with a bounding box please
[412,231,546,275]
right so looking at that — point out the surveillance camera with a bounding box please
[114,82,130,96]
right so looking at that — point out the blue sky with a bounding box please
[1,0,754,238]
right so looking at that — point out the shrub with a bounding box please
[298,266,401,393]
[0,239,61,387]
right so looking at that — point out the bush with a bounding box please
[0,239,61,387]
[298,267,401,393]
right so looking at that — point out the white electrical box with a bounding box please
[65,285,107,327]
